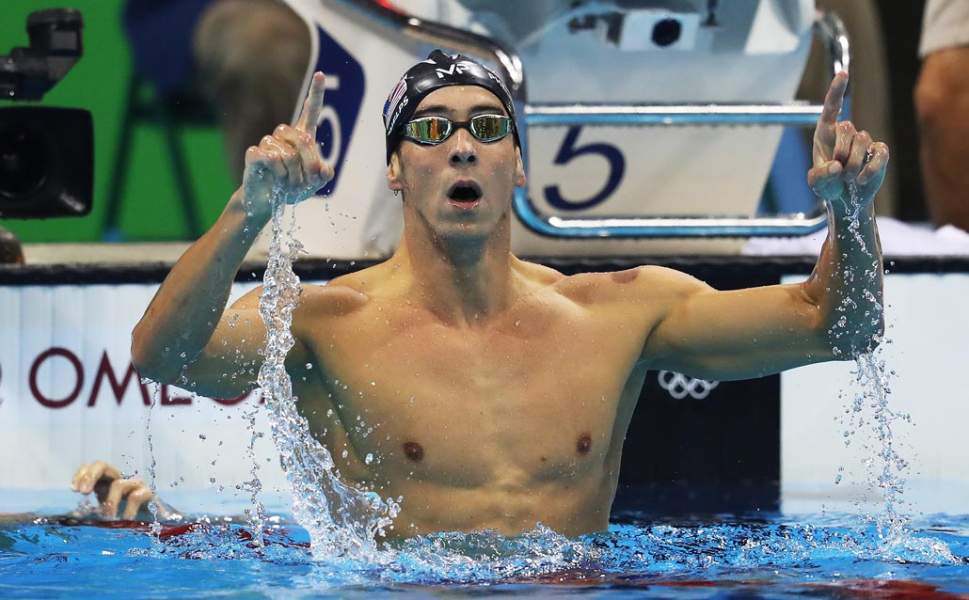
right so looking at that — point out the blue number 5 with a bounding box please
[543,126,625,211]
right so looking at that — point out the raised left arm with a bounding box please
[640,72,887,381]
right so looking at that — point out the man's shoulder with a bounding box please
[297,275,372,318]
[551,265,708,306]
[515,258,567,286]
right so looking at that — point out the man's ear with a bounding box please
[514,147,527,188]
[387,152,404,194]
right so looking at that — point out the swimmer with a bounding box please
[81,52,888,538]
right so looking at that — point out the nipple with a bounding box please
[403,441,424,462]
[610,268,639,284]
[577,433,592,454]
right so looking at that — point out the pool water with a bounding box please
[2,507,966,598]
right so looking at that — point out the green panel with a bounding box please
[0,0,236,242]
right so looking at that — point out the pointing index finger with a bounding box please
[295,71,326,134]
[819,71,849,126]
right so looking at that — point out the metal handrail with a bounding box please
[524,104,823,127]
[511,193,827,239]
[336,0,850,238]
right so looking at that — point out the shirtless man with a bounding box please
[72,51,888,537]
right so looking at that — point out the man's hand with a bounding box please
[240,71,336,221]
[808,71,890,215]
[71,461,158,521]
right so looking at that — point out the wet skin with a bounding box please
[279,261,657,538]
[131,74,886,539]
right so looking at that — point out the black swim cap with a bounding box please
[382,49,519,164]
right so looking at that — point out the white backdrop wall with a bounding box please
[0,282,289,500]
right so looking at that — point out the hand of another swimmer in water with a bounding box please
[808,71,890,216]
[71,460,174,521]
[241,71,335,219]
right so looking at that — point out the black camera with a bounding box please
[0,9,93,219]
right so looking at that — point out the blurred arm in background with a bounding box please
[124,0,310,181]
[914,0,969,232]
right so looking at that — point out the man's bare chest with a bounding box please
[300,304,646,487]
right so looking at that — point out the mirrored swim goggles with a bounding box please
[401,114,513,145]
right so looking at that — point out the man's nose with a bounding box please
[448,128,477,166]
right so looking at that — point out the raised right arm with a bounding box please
[130,192,268,394]
[131,72,334,397]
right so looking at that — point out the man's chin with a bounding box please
[431,220,494,245]
[414,204,506,245]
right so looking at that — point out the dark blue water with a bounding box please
[1,509,966,598]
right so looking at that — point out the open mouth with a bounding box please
[446,181,483,206]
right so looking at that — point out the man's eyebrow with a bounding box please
[469,103,506,115]
[411,103,506,118]
[412,104,451,118]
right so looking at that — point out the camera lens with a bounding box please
[652,18,682,47]
[0,124,49,202]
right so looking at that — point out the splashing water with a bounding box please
[255,186,399,560]
[845,353,912,541]
[113,515,960,587]
[144,379,163,539]
[834,183,912,544]
[240,380,267,547]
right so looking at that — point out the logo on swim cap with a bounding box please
[433,60,478,80]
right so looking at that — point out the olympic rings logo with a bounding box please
[657,370,719,400]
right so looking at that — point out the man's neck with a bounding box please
[393,217,519,328]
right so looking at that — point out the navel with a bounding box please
[576,433,592,455]
[403,441,424,462]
